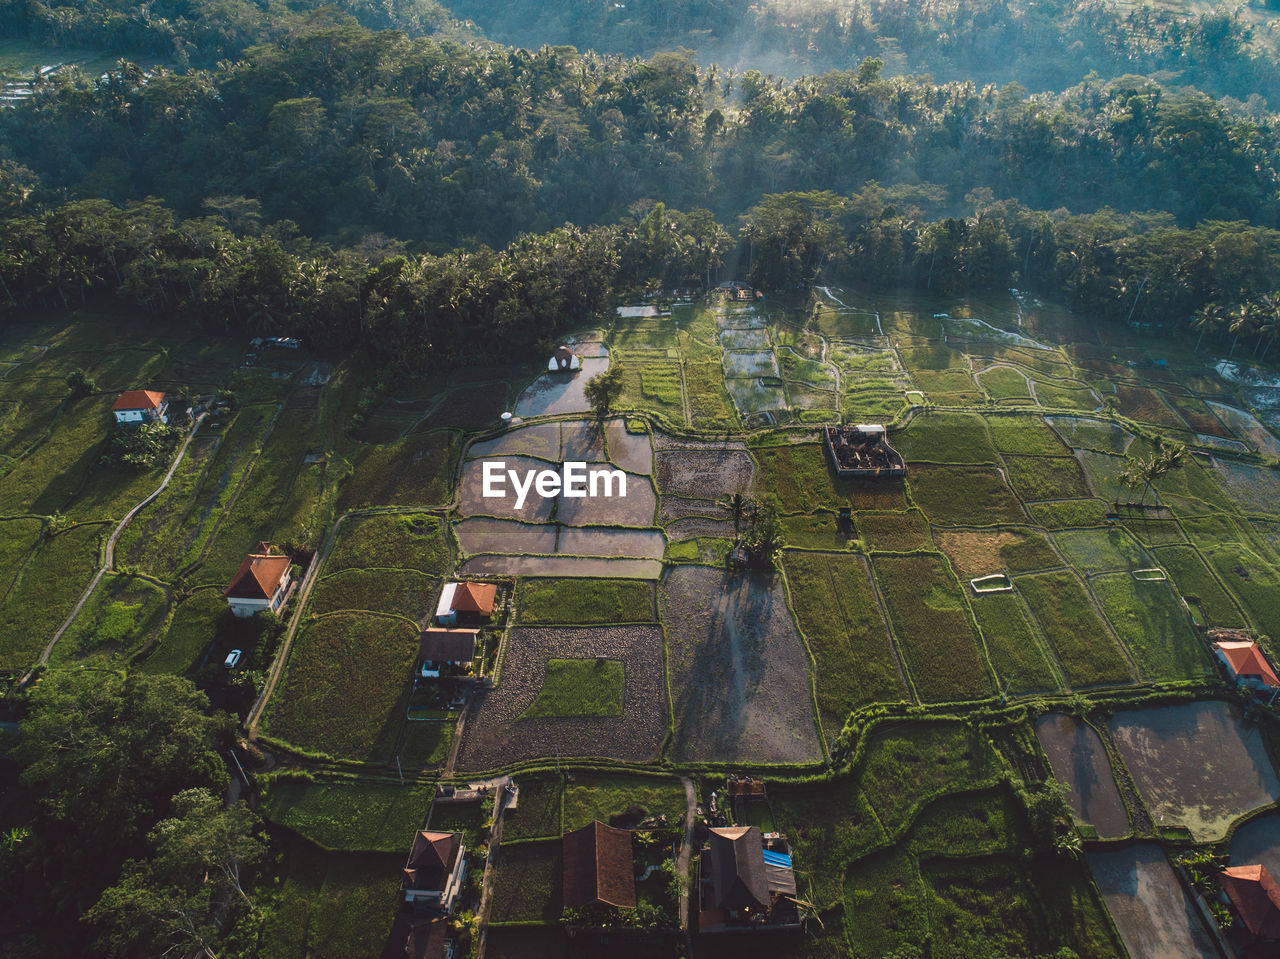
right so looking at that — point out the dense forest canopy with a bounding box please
[0,4,1278,371]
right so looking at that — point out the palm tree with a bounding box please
[718,491,749,541]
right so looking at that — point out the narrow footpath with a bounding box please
[32,411,207,672]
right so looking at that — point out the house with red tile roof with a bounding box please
[1221,863,1280,945]
[562,821,636,912]
[112,389,169,425]
[402,830,467,913]
[434,581,498,627]
[1214,640,1280,692]
[224,544,292,618]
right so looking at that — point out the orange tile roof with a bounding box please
[453,582,497,615]
[224,553,291,600]
[1222,864,1280,940]
[113,389,166,411]
[1216,641,1280,686]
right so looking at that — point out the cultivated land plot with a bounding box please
[339,430,456,511]
[1201,541,1280,642]
[1035,713,1129,838]
[310,569,437,622]
[488,839,562,924]
[782,550,907,738]
[603,419,653,474]
[1054,527,1151,573]
[518,578,655,624]
[893,411,996,463]
[454,517,558,556]
[456,456,556,522]
[467,423,560,462]
[1109,700,1280,841]
[1047,416,1134,454]
[936,527,1059,578]
[1003,455,1092,501]
[410,380,508,433]
[262,778,434,852]
[654,446,754,501]
[54,571,167,665]
[1212,458,1280,515]
[1153,544,1246,627]
[257,843,403,959]
[1016,570,1133,687]
[1090,573,1209,681]
[561,771,687,833]
[1208,401,1280,456]
[138,588,224,675]
[661,566,822,764]
[459,555,662,578]
[1088,843,1218,959]
[969,591,1059,694]
[455,625,668,770]
[263,612,422,764]
[513,356,610,417]
[907,464,1026,526]
[552,469,657,526]
[326,513,448,574]
[856,509,932,551]
[872,554,993,702]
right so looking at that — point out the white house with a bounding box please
[434,581,497,627]
[1215,640,1280,692]
[548,345,580,373]
[223,546,292,617]
[112,390,168,425]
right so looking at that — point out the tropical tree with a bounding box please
[718,490,749,540]
[1119,440,1186,505]
[584,365,624,420]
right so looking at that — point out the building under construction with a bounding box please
[824,425,906,478]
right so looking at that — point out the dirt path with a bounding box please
[32,412,207,671]
[473,776,512,959]
[676,776,696,932]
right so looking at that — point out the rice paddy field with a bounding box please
[14,288,1280,957]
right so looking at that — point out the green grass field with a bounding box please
[339,431,456,511]
[908,465,1026,526]
[857,509,933,551]
[262,777,433,851]
[488,839,563,924]
[264,612,420,763]
[517,578,653,624]
[310,569,437,620]
[326,512,449,575]
[1003,455,1092,501]
[1090,572,1210,681]
[137,587,225,674]
[969,591,1060,695]
[873,555,993,702]
[783,550,908,736]
[561,771,686,832]
[894,412,996,463]
[1016,570,1133,687]
[1153,544,1246,627]
[520,658,624,718]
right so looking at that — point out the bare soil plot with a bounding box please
[664,516,736,539]
[454,625,668,770]
[1229,812,1280,878]
[1087,843,1218,959]
[456,456,556,522]
[556,527,665,559]
[907,465,1026,526]
[459,555,662,579]
[1211,458,1280,515]
[1113,385,1186,430]
[466,423,560,462]
[1209,401,1280,456]
[1035,714,1129,838]
[661,566,822,764]
[1108,700,1280,840]
[454,517,559,556]
[654,447,755,501]
[558,419,607,461]
[657,494,730,525]
[603,419,653,474]
[1047,416,1134,454]
[553,469,656,526]
[936,527,1059,578]
[872,554,993,702]
[513,356,610,417]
